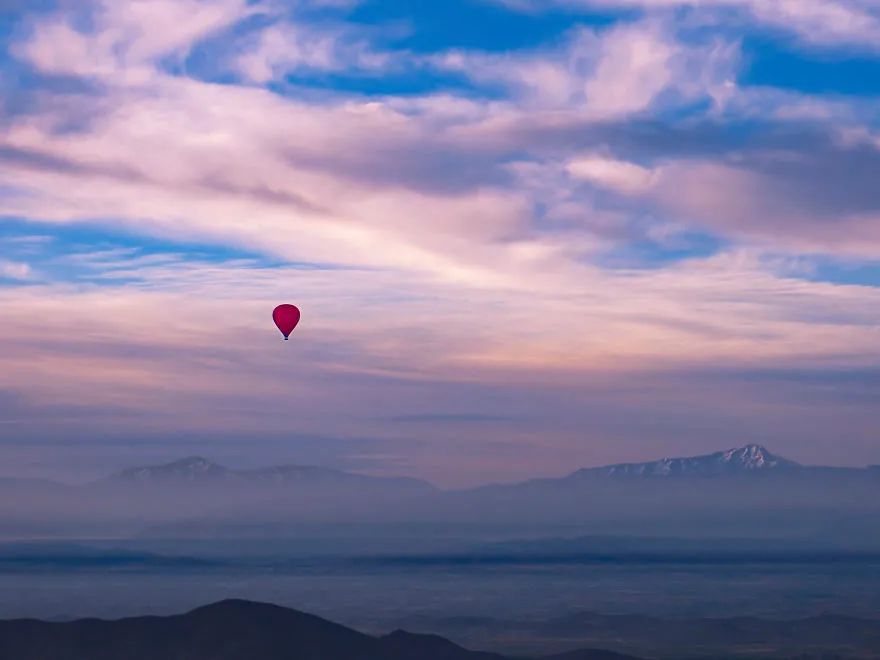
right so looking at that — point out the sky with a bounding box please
[2,0,880,487]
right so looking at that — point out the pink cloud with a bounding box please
[432,21,736,116]
[0,259,32,280]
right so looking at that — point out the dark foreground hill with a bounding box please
[0,599,638,660]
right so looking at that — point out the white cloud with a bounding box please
[567,154,657,194]
[582,23,674,117]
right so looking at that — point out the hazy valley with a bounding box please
[2,445,880,657]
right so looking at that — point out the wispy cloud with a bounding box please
[0,259,32,280]
[492,0,880,51]
[234,21,392,83]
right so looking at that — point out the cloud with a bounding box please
[567,153,657,193]
[0,259,32,280]
[617,136,880,255]
[431,21,737,116]
[15,0,257,80]
[234,22,391,83]
[3,1,878,289]
[582,22,675,117]
[742,0,880,49]
[492,0,880,51]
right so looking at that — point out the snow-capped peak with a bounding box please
[569,444,800,479]
[718,444,787,469]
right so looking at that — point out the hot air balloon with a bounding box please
[273,304,301,340]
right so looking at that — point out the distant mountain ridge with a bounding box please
[115,456,228,482]
[568,444,801,480]
[2,444,878,540]
[111,456,434,490]
[109,444,811,489]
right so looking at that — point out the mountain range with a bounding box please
[0,599,637,660]
[1,444,878,541]
[104,444,878,487]
[110,444,780,485]
[111,455,433,490]
[567,444,801,479]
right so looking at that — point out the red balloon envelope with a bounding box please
[272,304,301,340]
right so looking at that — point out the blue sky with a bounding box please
[2,0,880,485]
